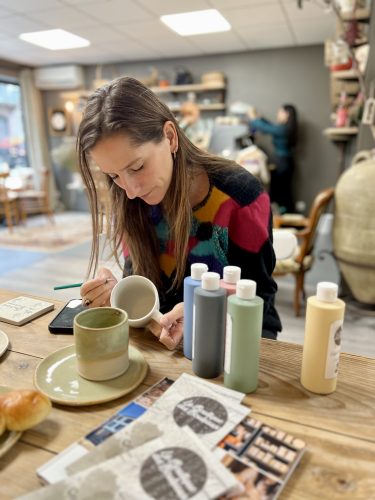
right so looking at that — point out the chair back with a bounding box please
[0,171,10,200]
[296,187,335,263]
[40,167,50,204]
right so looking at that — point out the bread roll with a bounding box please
[0,413,5,437]
[0,390,51,432]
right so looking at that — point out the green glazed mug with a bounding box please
[74,307,129,381]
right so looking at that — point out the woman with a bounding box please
[248,104,298,214]
[78,77,281,349]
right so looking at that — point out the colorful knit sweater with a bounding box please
[124,166,282,339]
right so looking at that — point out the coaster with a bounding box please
[0,330,9,358]
[34,345,148,406]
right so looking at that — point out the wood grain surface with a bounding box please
[0,289,374,499]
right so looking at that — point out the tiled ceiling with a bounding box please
[0,0,336,67]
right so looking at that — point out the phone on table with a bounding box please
[48,299,86,334]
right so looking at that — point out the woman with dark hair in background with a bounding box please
[248,104,298,214]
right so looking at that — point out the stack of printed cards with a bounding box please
[22,427,239,500]
[216,417,306,499]
[64,372,249,476]
[29,374,247,499]
[36,374,306,499]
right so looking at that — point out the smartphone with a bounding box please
[48,299,86,334]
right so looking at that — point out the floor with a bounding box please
[0,213,374,358]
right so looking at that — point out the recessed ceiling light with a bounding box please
[19,29,90,50]
[160,9,231,36]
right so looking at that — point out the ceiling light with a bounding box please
[19,29,90,50]
[161,9,231,36]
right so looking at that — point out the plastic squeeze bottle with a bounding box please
[301,282,345,394]
[224,280,263,393]
[183,262,208,360]
[220,265,241,296]
[192,272,226,379]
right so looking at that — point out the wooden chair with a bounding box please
[18,167,54,222]
[273,187,335,316]
[0,172,25,232]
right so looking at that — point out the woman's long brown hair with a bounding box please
[77,76,239,289]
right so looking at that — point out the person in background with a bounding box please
[178,100,211,150]
[248,104,298,214]
[78,77,281,350]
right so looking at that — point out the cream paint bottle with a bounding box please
[301,282,345,394]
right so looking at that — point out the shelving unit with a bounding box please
[327,4,371,109]
[62,81,227,115]
[340,7,371,22]
[149,82,225,94]
[331,68,363,80]
[323,126,359,140]
[149,81,227,114]
[323,3,373,175]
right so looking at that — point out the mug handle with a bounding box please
[151,309,163,323]
[147,309,164,339]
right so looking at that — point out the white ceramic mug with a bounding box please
[74,307,129,381]
[273,229,298,260]
[110,275,163,328]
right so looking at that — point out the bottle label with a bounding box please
[192,304,196,360]
[224,313,232,374]
[325,319,343,379]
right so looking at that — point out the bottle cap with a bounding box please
[236,279,256,300]
[316,282,338,302]
[202,272,220,291]
[191,263,208,280]
[223,266,241,284]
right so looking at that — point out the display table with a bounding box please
[0,289,374,499]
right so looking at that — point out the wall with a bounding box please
[45,44,338,212]
[88,45,337,211]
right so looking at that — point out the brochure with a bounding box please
[37,374,306,499]
[23,427,240,500]
[66,372,250,476]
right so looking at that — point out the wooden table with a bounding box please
[0,289,374,499]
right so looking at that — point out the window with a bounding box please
[0,81,28,170]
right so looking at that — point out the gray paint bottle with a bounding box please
[192,272,227,379]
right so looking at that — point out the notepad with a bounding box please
[0,296,54,326]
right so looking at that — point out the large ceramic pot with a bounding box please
[333,151,375,304]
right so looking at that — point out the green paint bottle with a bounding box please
[224,279,263,393]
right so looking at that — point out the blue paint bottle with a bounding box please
[183,263,208,359]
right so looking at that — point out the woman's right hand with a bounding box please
[247,106,258,121]
[80,268,117,308]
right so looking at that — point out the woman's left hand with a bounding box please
[158,302,184,350]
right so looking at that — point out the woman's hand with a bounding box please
[247,106,258,121]
[158,302,184,350]
[80,268,117,308]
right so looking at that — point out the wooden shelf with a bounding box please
[150,82,225,94]
[152,82,227,113]
[331,69,362,80]
[63,82,226,97]
[341,8,371,21]
[168,103,226,112]
[323,127,359,141]
[62,82,227,113]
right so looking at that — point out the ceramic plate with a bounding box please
[34,344,148,406]
[0,329,9,358]
[0,386,22,458]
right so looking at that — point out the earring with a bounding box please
[173,150,177,161]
